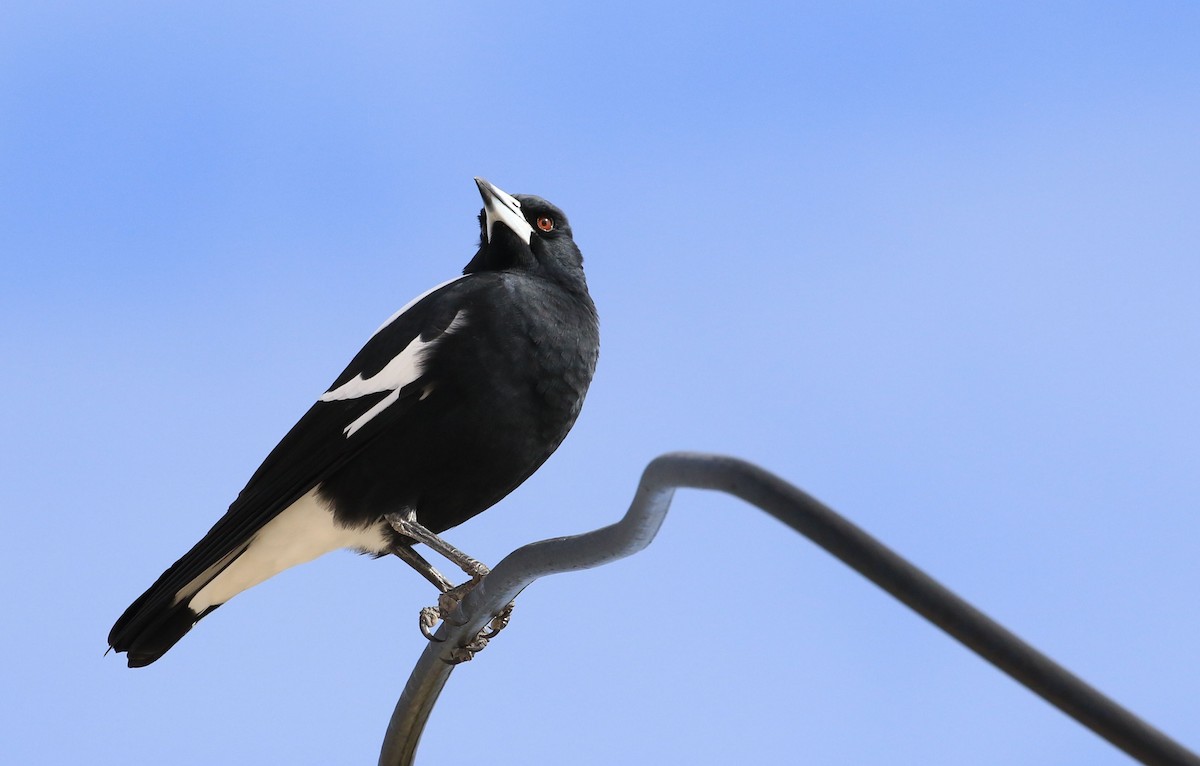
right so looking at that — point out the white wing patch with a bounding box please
[321,310,467,437]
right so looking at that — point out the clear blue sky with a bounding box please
[3,2,1198,764]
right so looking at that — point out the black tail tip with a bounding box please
[109,602,210,668]
[106,639,172,668]
[126,650,166,669]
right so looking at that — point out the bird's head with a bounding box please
[464,178,585,289]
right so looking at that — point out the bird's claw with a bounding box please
[418,606,443,642]
[423,599,516,664]
[478,601,514,640]
[444,641,484,665]
[437,582,476,624]
[417,577,485,643]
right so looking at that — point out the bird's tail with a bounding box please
[109,532,254,667]
[108,592,213,668]
[108,542,247,667]
[110,490,391,667]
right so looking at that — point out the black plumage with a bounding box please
[109,179,599,667]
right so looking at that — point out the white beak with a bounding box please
[475,177,534,245]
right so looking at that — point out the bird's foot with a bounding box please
[478,601,514,640]
[442,601,516,665]
[417,577,516,664]
[418,576,483,641]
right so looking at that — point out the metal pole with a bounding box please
[379,452,1198,766]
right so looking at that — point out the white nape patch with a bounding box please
[322,310,468,437]
[371,274,470,339]
[186,488,391,614]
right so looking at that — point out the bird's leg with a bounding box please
[390,544,458,641]
[385,511,514,652]
[391,543,456,592]
[385,512,490,580]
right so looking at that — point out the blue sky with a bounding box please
[3,2,1198,764]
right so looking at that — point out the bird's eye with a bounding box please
[536,216,554,232]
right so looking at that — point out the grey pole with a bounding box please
[378,452,1198,766]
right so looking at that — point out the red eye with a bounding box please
[536,216,554,232]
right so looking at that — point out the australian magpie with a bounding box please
[109,178,599,667]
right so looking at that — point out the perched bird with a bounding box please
[109,178,599,667]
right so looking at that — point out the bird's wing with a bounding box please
[109,273,483,646]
